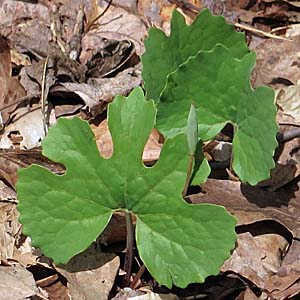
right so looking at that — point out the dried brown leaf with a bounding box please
[0,265,39,300]
[189,179,300,296]
[55,246,120,300]
[252,36,300,88]
[0,37,26,125]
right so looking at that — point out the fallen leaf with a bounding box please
[0,105,47,150]
[276,81,300,121]
[0,203,18,261]
[258,163,300,192]
[112,287,144,300]
[221,231,289,288]
[137,0,177,32]
[36,273,69,300]
[189,179,300,296]
[86,39,135,78]
[242,286,260,300]
[286,24,300,37]
[0,181,18,262]
[252,36,300,88]
[81,6,146,57]
[0,154,20,188]
[0,37,26,125]
[8,4,53,58]
[10,49,31,66]
[282,0,300,7]
[56,245,120,300]
[57,66,142,118]
[0,265,39,300]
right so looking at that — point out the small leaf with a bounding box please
[142,9,249,101]
[159,45,278,185]
[190,141,210,185]
[186,103,198,156]
[185,105,210,186]
[17,87,236,288]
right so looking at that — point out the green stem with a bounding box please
[124,211,134,284]
[229,126,236,175]
[183,154,194,198]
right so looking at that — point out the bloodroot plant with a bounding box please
[17,9,277,288]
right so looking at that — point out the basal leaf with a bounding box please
[17,87,236,288]
[159,45,278,185]
[142,8,249,101]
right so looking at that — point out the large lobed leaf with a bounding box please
[17,87,236,288]
[142,8,249,102]
[142,9,277,186]
[158,45,278,185]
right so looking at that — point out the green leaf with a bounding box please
[185,107,210,186]
[190,141,210,185]
[142,8,249,101]
[17,87,236,288]
[159,45,278,185]
[186,103,198,156]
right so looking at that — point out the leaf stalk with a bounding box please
[124,211,134,284]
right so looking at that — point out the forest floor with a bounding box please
[1,0,300,299]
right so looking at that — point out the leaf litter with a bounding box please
[0,0,300,299]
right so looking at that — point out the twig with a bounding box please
[6,104,43,124]
[130,264,146,289]
[36,292,49,300]
[67,4,85,60]
[277,128,300,143]
[41,55,49,136]
[168,0,292,41]
[0,152,28,168]
[84,0,113,34]
[0,95,38,113]
[234,23,292,41]
[167,0,200,15]
[124,211,134,284]
[50,4,66,53]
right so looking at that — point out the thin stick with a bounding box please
[130,264,146,289]
[0,152,28,168]
[234,23,292,41]
[50,5,66,53]
[124,211,134,284]
[84,0,113,33]
[0,96,38,113]
[168,0,292,41]
[41,55,49,136]
[277,128,300,143]
[167,0,200,15]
